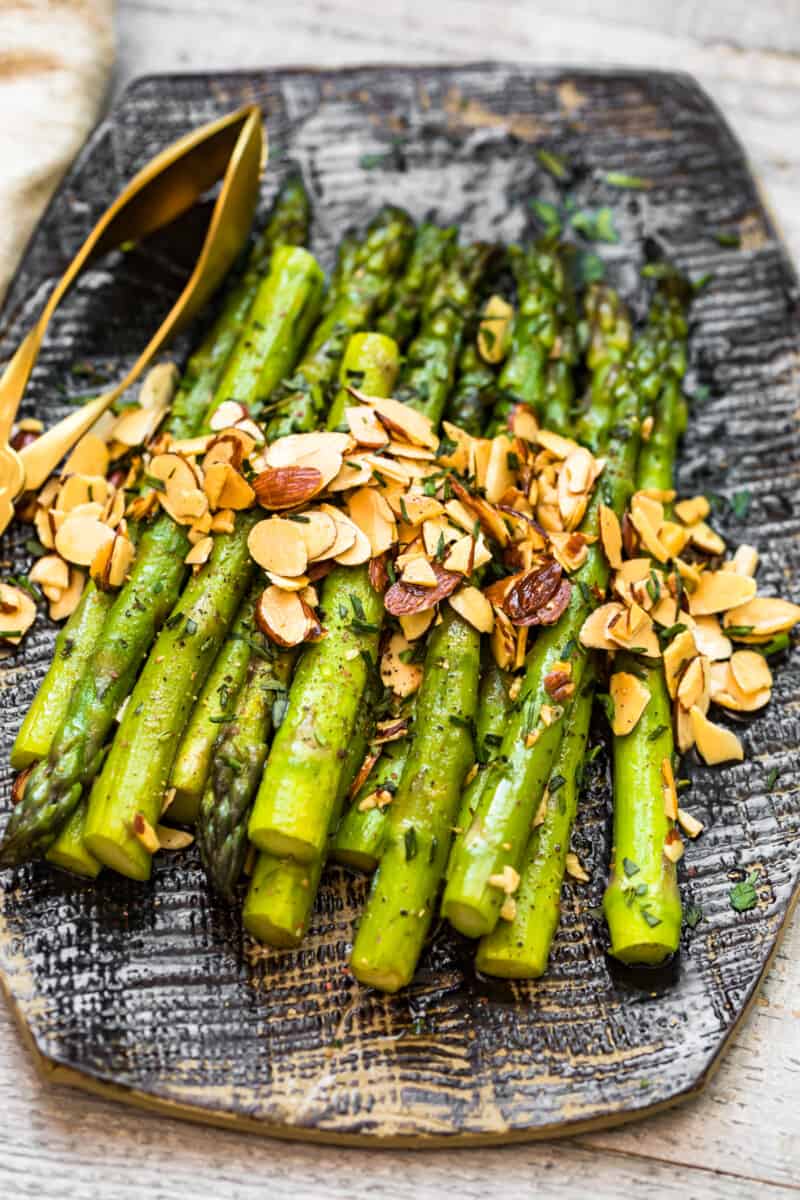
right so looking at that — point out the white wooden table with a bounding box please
[2,3,799,1196]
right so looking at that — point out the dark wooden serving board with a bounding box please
[0,64,798,1146]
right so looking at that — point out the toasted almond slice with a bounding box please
[49,567,85,621]
[449,586,494,634]
[248,518,308,577]
[675,703,695,753]
[111,405,163,448]
[477,294,513,363]
[171,434,214,458]
[730,649,772,695]
[55,513,115,568]
[690,706,744,765]
[348,487,396,557]
[149,452,197,494]
[708,661,770,712]
[510,405,538,442]
[402,557,439,587]
[557,448,597,530]
[439,421,473,473]
[267,430,350,470]
[296,510,338,561]
[346,405,390,448]
[160,486,209,525]
[490,605,517,670]
[156,825,195,851]
[444,498,477,535]
[104,488,127,530]
[692,614,732,661]
[442,534,475,575]
[107,533,135,587]
[677,654,709,712]
[565,852,590,883]
[186,536,214,567]
[579,602,625,650]
[361,453,412,486]
[599,504,623,569]
[57,474,110,514]
[352,391,438,449]
[470,438,492,490]
[265,571,310,592]
[662,629,697,698]
[139,362,179,410]
[674,495,710,525]
[399,609,435,641]
[252,464,322,510]
[202,430,252,472]
[380,631,423,697]
[209,400,248,431]
[537,429,579,459]
[688,570,756,616]
[328,455,374,492]
[661,756,678,820]
[317,504,358,558]
[650,594,683,626]
[664,830,685,863]
[236,417,265,445]
[388,440,437,462]
[488,864,521,894]
[210,508,236,534]
[687,521,726,556]
[730,544,759,577]
[333,520,371,567]
[658,520,690,559]
[723,596,800,641]
[204,463,255,511]
[610,672,650,735]
[62,433,109,479]
[422,517,460,558]
[612,557,653,606]
[606,605,661,657]
[29,553,69,593]
[255,586,317,647]
[630,492,669,562]
[484,434,515,504]
[675,808,703,839]
[0,585,36,643]
[402,494,444,525]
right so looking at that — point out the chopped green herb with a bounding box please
[622,856,640,877]
[647,724,669,742]
[604,171,648,189]
[766,766,780,791]
[725,625,754,638]
[403,826,418,862]
[684,902,703,929]
[730,490,751,520]
[713,230,740,248]
[729,869,760,913]
[530,198,562,234]
[570,206,619,244]
[640,907,662,928]
[536,148,569,179]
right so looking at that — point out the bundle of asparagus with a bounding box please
[3,177,799,998]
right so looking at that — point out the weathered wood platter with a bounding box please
[0,64,798,1145]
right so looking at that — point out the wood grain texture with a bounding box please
[1,60,798,1153]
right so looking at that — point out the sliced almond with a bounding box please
[29,553,69,593]
[171,434,214,458]
[361,453,412,486]
[346,406,390,448]
[265,572,310,592]
[723,596,800,642]
[708,661,771,712]
[132,812,160,854]
[111,405,163,448]
[57,474,111,514]
[439,422,473,473]
[295,510,338,561]
[328,456,374,492]
[380,631,423,697]
[106,533,135,588]
[352,391,438,449]
[209,400,248,431]
[442,534,476,576]
[255,586,317,647]
[185,536,214,567]
[448,586,494,634]
[557,447,597,530]
[510,405,538,442]
[663,629,697,698]
[610,672,650,735]
[399,493,444,526]
[348,487,396,557]
[399,609,435,641]
[730,650,772,696]
[159,486,208,526]
[599,504,623,569]
[664,830,685,863]
[536,429,579,459]
[317,504,358,559]
[402,557,439,587]
[156,825,195,851]
[0,585,36,643]
[471,438,492,491]
[630,492,669,562]
[677,654,709,712]
[252,465,322,510]
[477,293,513,363]
[688,520,726,556]
[730,544,759,577]
[55,514,115,567]
[149,452,197,494]
[675,703,695,754]
[690,706,744,765]
[490,605,517,670]
[49,567,85,621]
[658,520,690,559]
[247,518,308,577]
[674,495,710,525]
[661,756,679,820]
[688,570,756,616]
[266,430,349,467]
[579,602,625,651]
[677,808,705,839]
[62,433,109,479]
[210,507,235,534]
[565,852,590,883]
[606,604,661,657]
[332,520,371,567]
[484,434,516,504]
[691,615,732,661]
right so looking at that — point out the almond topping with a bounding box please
[674,495,710,525]
[317,504,359,559]
[730,650,772,696]
[484,434,516,504]
[663,629,697,699]
[708,661,771,712]
[448,586,494,634]
[691,615,732,661]
[255,586,318,647]
[29,554,69,593]
[477,294,513,363]
[62,433,109,479]
[630,492,669,562]
[0,585,36,643]
[399,609,435,641]
[351,390,438,449]
[565,852,590,883]
[345,405,390,448]
[296,510,338,561]
[664,829,685,863]
[677,654,709,712]
[536,429,579,459]
[209,400,248,431]
[579,602,625,651]
[487,864,520,894]
[55,514,115,567]
[252,465,323,510]
[156,825,195,851]
[723,596,800,641]
[204,463,255,510]
[730,544,759,577]
[690,706,744,765]
[510,405,538,442]
[401,494,444,526]
[677,808,705,839]
[688,521,726,556]
[347,487,396,557]
[610,672,651,735]
[185,536,214,567]
[48,568,85,621]
[688,570,756,616]
[661,756,679,820]
[402,557,439,587]
[599,504,623,569]
[247,518,308,577]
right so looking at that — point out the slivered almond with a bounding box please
[104,489,127,530]
[346,405,389,448]
[402,557,439,587]
[730,650,772,695]
[351,390,438,449]
[723,596,800,641]
[252,465,322,510]
[630,492,669,562]
[449,586,494,633]
[690,706,744,765]
[55,514,115,567]
[361,453,412,485]
[675,702,695,753]
[692,615,732,661]
[297,510,338,561]
[380,632,423,697]
[62,433,109,479]
[599,504,623,569]
[610,672,650,735]
[477,294,513,363]
[565,852,590,883]
[185,536,214,567]
[484,434,515,504]
[471,438,492,490]
[674,495,710,525]
[106,533,135,587]
[688,570,756,616]
[490,605,516,670]
[510,405,538,442]
[399,609,435,641]
[663,629,697,698]
[255,586,318,647]
[387,440,436,461]
[348,487,396,557]
[49,568,85,621]
[29,554,69,593]
[247,518,308,577]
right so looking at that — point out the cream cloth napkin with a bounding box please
[0,0,115,305]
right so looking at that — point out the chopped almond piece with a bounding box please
[641,414,654,441]
[399,609,435,641]
[402,557,439,587]
[62,433,109,479]
[55,514,115,568]
[730,650,772,696]
[557,447,597,530]
[132,812,160,854]
[487,864,520,894]
[499,896,518,922]
[209,400,248,431]
[599,504,623,569]
[477,294,513,363]
[345,405,390,448]
[723,596,800,642]
[664,830,685,863]
[210,508,236,534]
[677,654,710,712]
[730,544,759,577]
[449,586,494,634]
[380,632,423,697]
[609,672,650,735]
[658,520,690,559]
[674,703,695,754]
[156,825,195,851]
[438,421,473,473]
[332,520,371,566]
[106,533,135,588]
[565,852,590,883]
[677,808,705,839]
[442,534,475,575]
[490,605,516,669]
[185,536,214,567]
[691,615,732,661]
[674,495,710,525]
[0,585,36,644]
[687,521,726,556]
[579,602,625,651]
[49,568,85,621]
[247,518,308,577]
[402,494,444,525]
[484,434,516,504]
[688,570,756,616]
[29,554,69,593]
[690,706,744,765]
[662,629,697,698]
[205,463,255,510]
[444,498,477,534]
[606,604,660,657]
[255,586,318,647]
[548,530,589,574]
[422,517,459,558]
[661,756,678,820]
[57,474,111,514]
[650,594,683,627]
[630,492,669,562]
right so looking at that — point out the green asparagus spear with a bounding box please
[320,233,359,316]
[198,644,295,899]
[83,513,259,880]
[247,244,491,865]
[441,294,683,939]
[475,673,594,977]
[0,246,325,868]
[446,342,497,436]
[330,736,410,872]
[377,223,456,345]
[350,608,481,992]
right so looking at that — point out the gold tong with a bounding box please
[0,103,264,538]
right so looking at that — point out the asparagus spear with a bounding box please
[475,673,594,977]
[441,291,682,940]
[0,246,325,868]
[445,342,497,436]
[350,608,481,992]
[10,179,313,775]
[247,243,493,865]
[320,233,358,316]
[377,223,456,345]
